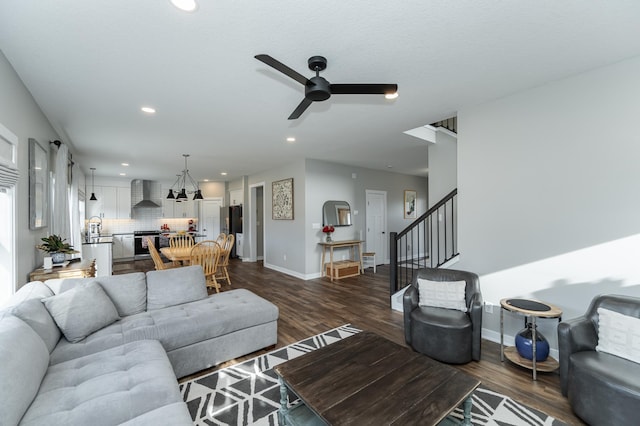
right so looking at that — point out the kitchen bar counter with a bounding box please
[82,236,113,245]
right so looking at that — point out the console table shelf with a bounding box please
[318,240,363,282]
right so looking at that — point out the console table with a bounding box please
[318,240,363,282]
[29,258,96,281]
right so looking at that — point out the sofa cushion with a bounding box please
[10,298,61,352]
[146,265,207,310]
[49,289,279,366]
[42,281,120,343]
[3,280,54,307]
[417,278,468,312]
[118,402,193,426]
[19,340,189,426]
[0,313,49,426]
[45,272,147,317]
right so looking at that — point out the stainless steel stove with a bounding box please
[133,230,160,259]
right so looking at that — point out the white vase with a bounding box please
[51,252,66,264]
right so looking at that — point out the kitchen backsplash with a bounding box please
[86,216,198,235]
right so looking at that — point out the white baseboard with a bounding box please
[263,262,322,281]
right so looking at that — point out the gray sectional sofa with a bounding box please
[0,265,279,425]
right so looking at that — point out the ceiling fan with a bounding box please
[255,54,398,120]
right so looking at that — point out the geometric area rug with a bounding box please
[180,324,567,425]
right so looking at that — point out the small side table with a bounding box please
[500,298,562,380]
[29,258,96,281]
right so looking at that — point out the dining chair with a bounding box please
[190,240,222,293]
[169,234,195,266]
[215,233,227,248]
[216,233,234,287]
[147,237,176,270]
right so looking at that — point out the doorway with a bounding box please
[365,190,387,264]
[200,198,222,241]
[249,183,265,262]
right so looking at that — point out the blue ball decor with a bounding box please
[515,323,550,362]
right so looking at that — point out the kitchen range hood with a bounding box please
[131,179,162,208]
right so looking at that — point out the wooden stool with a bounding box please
[362,252,376,273]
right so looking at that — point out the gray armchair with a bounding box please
[557,294,640,425]
[403,268,482,364]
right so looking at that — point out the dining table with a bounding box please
[160,246,193,265]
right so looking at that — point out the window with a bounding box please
[0,122,18,304]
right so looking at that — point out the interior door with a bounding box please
[365,190,387,263]
[200,199,222,241]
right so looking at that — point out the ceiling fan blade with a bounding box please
[330,83,398,95]
[288,98,313,120]
[255,54,310,86]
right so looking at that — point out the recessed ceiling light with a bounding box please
[121,163,129,167]
[141,106,156,114]
[170,0,198,12]
[286,137,296,143]
[203,179,209,182]
[220,172,228,176]
[385,92,399,100]
[119,173,126,176]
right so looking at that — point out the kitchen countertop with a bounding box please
[82,236,113,245]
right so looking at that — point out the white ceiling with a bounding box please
[2,1,640,184]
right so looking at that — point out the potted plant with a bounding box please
[36,234,79,264]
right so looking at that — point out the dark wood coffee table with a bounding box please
[274,331,480,425]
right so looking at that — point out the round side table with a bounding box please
[499,298,562,380]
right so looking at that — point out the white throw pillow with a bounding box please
[417,278,467,312]
[596,307,640,364]
[42,281,120,343]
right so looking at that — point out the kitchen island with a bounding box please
[82,235,113,276]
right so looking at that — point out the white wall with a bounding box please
[428,130,457,206]
[457,55,640,347]
[0,51,62,287]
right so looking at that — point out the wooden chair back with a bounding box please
[169,234,194,250]
[147,237,169,270]
[190,240,222,292]
[215,233,227,248]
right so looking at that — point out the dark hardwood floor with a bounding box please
[114,258,584,425]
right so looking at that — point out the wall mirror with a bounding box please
[322,200,352,226]
[29,138,48,229]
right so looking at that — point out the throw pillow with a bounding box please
[146,265,207,310]
[42,281,120,343]
[10,298,61,353]
[596,307,640,364]
[417,278,468,312]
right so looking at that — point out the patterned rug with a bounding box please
[180,325,567,425]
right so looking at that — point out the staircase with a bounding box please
[389,189,458,303]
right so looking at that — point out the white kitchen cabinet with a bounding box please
[86,186,130,219]
[175,199,196,218]
[112,234,134,261]
[229,189,243,206]
[162,195,175,218]
[116,186,131,219]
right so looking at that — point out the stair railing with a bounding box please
[389,188,458,296]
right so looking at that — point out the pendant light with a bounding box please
[167,154,203,201]
[89,168,98,201]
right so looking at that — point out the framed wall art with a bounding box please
[404,189,417,219]
[272,177,294,220]
[29,138,48,229]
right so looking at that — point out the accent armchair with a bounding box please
[403,268,482,364]
[557,294,640,425]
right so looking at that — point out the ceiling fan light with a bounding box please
[166,189,175,199]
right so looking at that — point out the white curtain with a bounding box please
[51,143,70,240]
[69,163,81,249]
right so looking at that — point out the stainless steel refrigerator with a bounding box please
[221,205,242,258]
